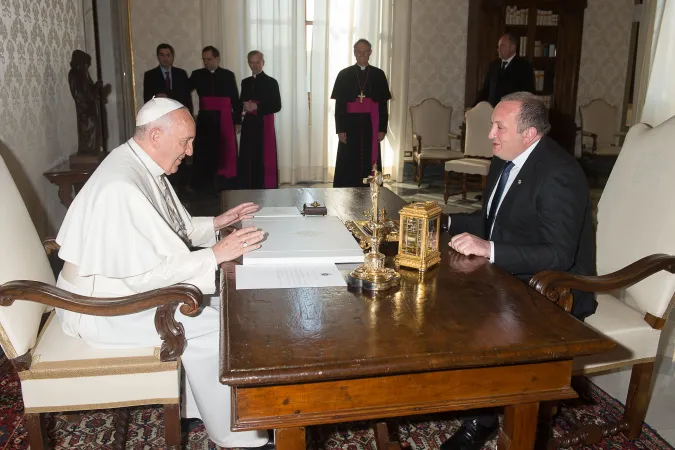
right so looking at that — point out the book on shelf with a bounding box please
[505,6,529,25]
[519,36,528,57]
[536,10,559,26]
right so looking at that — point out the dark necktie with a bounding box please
[501,60,508,70]
[164,70,171,91]
[485,161,514,238]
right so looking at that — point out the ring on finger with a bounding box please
[242,241,248,248]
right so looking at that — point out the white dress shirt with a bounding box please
[502,53,516,69]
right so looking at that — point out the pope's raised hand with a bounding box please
[214,202,260,229]
[212,227,265,264]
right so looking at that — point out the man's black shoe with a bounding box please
[440,419,499,450]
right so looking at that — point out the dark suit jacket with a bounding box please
[142,66,193,114]
[449,136,597,320]
[477,56,535,106]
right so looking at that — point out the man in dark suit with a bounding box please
[142,43,194,190]
[477,33,535,106]
[142,43,193,114]
[440,92,596,450]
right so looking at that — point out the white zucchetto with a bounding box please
[136,96,185,126]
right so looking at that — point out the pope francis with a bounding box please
[54,97,271,448]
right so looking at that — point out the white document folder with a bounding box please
[241,216,365,265]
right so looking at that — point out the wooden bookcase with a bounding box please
[465,0,587,152]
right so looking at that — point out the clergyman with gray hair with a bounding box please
[437,91,596,449]
[54,97,273,449]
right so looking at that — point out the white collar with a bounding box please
[503,54,516,66]
[357,64,368,70]
[510,138,540,169]
[161,66,171,73]
[128,138,165,177]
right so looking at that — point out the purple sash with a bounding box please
[346,98,379,166]
[247,100,278,188]
[199,96,237,178]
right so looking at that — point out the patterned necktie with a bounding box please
[159,174,189,243]
[485,161,514,238]
[164,70,171,91]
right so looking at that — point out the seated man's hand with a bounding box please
[212,227,265,264]
[449,232,490,258]
[214,202,260,229]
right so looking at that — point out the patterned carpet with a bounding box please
[1,348,672,449]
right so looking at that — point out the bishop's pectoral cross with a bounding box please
[358,91,366,103]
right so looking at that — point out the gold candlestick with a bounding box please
[347,165,400,291]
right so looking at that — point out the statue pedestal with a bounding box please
[69,153,104,169]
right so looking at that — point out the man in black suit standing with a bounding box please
[142,43,193,114]
[142,43,194,190]
[440,92,596,450]
[477,33,535,106]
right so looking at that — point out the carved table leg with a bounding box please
[57,182,75,208]
[276,426,306,450]
[499,402,539,450]
[374,421,404,450]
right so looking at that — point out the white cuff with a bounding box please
[489,241,495,263]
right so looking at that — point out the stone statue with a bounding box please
[69,50,103,156]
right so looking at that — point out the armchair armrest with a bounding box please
[448,132,461,141]
[412,133,422,153]
[42,238,60,256]
[529,254,675,317]
[0,281,203,361]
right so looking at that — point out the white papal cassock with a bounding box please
[55,138,268,448]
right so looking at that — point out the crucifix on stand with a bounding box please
[347,164,400,291]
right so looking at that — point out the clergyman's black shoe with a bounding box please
[440,419,499,450]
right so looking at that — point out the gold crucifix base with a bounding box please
[347,252,400,291]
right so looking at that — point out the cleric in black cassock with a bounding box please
[331,39,391,188]
[239,51,282,189]
[189,46,242,192]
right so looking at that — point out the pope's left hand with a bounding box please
[378,132,385,142]
[449,232,491,258]
[214,202,260,229]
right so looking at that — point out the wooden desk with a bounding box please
[220,188,614,450]
[43,162,98,208]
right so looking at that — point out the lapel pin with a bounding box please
[517,179,522,185]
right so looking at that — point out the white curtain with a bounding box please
[310,0,410,182]
[200,0,311,185]
[639,0,675,126]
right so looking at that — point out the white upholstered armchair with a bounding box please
[443,102,494,202]
[531,115,675,447]
[578,98,626,157]
[0,153,203,450]
[410,98,463,186]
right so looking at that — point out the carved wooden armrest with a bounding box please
[529,254,675,315]
[0,281,203,361]
[42,238,60,256]
[412,133,422,153]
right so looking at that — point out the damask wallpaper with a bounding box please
[576,0,634,128]
[0,0,84,236]
[129,0,202,113]
[408,0,469,140]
